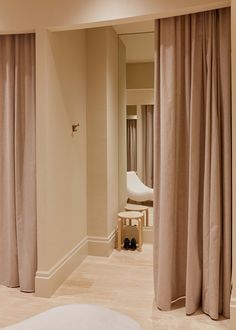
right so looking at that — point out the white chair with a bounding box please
[2,304,142,330]
[127,171,153,202]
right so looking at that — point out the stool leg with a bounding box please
[146,208,149,227]
[118,218,122,251]
[138,218,142,252]
[142,211,145,227]
[141,215,144,245]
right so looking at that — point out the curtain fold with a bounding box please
[0,34,36,292]
[153,8,231,319]
[127,119,137,171]
[142,105,154,188]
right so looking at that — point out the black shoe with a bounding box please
[130,238,137,250]
[123,238,130,250]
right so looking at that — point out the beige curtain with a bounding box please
[127,119,137,171]
[154,8,231,319]
[142,105,154,188]
[0,34,36,292]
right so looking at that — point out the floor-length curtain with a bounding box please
[142,105,154,187]
[0,34,36,292]
[127,119,137,171]
[153,8,231,319]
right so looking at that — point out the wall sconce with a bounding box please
[72,123,80,134]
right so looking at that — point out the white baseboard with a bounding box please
[35,236,88,298]
[88,229,116,257]
[35,230,116,297]
[34,227,151,298]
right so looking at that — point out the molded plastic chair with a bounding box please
[2,304,142,330]
[127,171,153,202]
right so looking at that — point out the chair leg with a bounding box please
[146,208,149,227]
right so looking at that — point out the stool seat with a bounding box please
[118,211,143,219]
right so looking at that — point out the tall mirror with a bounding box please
[114,21,154,228]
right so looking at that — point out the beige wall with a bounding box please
[127,105,137,115]
[35,29,88,295]
[127,62,154,89]
[118,40,127,211]
[126,89,154,105]
[126,63,154,106]
[87,27,118,255]
[87,27,108,238]
[126,63,154,182]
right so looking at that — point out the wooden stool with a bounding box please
[117,211,144,252]
[125,204,149,227]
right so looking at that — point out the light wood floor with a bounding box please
[0,245,229,329]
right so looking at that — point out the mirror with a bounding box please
[114,22,154,227]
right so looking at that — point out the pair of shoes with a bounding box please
[123,238,137,250]
[130,238,137,250]
[123,237,130,249]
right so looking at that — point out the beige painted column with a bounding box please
[87,27,119,256]
[231,1,236,329]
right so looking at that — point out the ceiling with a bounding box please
[113,20,154,63]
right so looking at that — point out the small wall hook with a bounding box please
[72,123,80,133]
